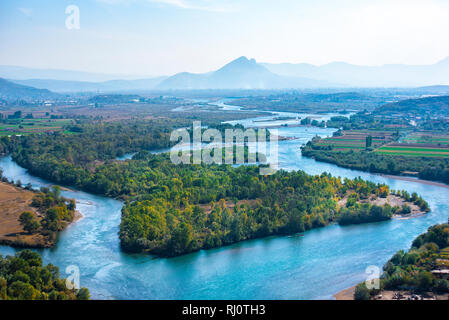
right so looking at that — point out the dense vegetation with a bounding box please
[338,189,428,226]
[302,145,449,184]
[9,120,252,193]
[30,186,77,235]
[118,165,426,256]
[325,112,410,130]
[229,92,387,113]
[12,120,176,171]
[0,250,89,300]
[354,223,449,300]
[375,96,449,118]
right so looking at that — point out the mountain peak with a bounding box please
[234,56,251,62]
[216,56,264,75]
[224,56,257,67]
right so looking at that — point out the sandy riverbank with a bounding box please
[0,181,83,248]
[380,174,449,189]
[334,286,355,300]
[334,285,449,300]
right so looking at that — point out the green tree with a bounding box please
[354,283,370,300]
[0,278,7,300]
[417,271,433,291]
[76,287,90,300]
[365,135,373,150]
[19,211,40,234]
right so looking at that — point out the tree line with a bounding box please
[354,223,449,300]
[0,250,89,300]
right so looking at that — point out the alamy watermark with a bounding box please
[365,265,380,290]
[65,5,80,30]
[65,265,80,290]
[170,121,279,175]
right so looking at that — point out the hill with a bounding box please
[375,95,449,117]
[0,78,59,101]
[11,77,167,93]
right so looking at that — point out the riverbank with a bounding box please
[380,174,449,189]
[0,181,82,248]
[301,148,449,189]
[334,285,449,300]
[334,286,355,300]
[0,181,49,248]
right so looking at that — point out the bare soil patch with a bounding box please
[0,182,49,247]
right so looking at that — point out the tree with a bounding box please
[68,199,76,211]
[365,135,373,150]
[354,283,370,300]
[19,211,40,234]
[0,278,7,300]
[401,204,411,215]
[0,250,89,300]
[7,281,38,300]
[76,287,90,300]
[51,186,61,199]
[417,271,433,291]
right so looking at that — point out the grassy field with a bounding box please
[315,130,396,151]
[0,118,74,136]
[376,147,449,158]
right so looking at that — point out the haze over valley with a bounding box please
[2,55,449,94]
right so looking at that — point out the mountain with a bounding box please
[158,56,335,89]
[262,56,449,87]
[0,78,59,101]
[0,65,143,82]
[11,77,167,93]
[6,55,449,91]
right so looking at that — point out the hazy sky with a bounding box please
[1,0,449,76]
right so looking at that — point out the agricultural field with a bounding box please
[0,118,75,136]
[314,130,397,151]
[436,247,449,268]
[401,132,449,146]
[376,132,449,158]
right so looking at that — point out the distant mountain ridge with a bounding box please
[157,56,335,89]
[262,56,449,87]
[0,78,59,101]
[2,55,449,92]
[0,65,145,82]
[12,77,168,93]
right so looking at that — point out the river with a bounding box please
[1,104,449,300]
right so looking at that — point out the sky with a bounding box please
[1,0,449,77]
